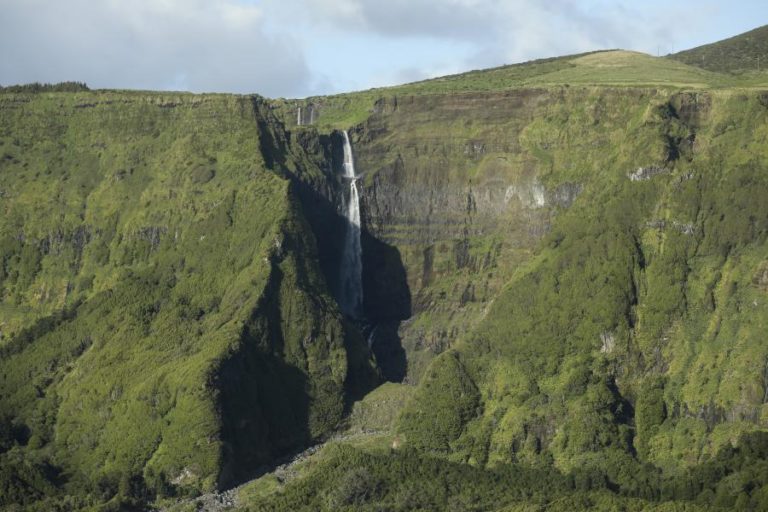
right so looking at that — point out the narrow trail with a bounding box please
[158,429,384,512]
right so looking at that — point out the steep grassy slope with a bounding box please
[0,91,373,508]
[670,25,768,74]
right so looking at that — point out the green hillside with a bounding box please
[395,89,768,468]
[277,49,765,132]
[0,91,375,508]
[669,24,768,74]
[398,50,728,91]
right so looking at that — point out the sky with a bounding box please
[0,0,765,98]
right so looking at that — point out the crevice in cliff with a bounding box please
[249,100,390,390]
[251,103,412,384]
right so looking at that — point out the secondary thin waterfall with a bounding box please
[339,130,363,318]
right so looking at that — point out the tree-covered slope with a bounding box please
[244,431,768,511]
[0,91,373,508]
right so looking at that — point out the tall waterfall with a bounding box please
[339,130,363,318]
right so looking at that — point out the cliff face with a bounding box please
[0,92,373,498]
[302,88,660,383]
[284,86,768,472]
[345,87,768,471]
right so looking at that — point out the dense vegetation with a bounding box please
[249,431,768,511]
[394,87,768,472]
[0,82,89,93]
[0,92,375,508]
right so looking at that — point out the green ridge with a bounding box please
[669,25,768,74]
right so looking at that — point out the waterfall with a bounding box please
[297,106,302,126]
[339,130,363,318]
[366,325,378,349]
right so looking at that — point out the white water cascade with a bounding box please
[339,130,363,318]
[366,325,378,349]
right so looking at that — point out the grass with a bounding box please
[343,382,414,433]
[276,50,767,131]
[529,51,722,87]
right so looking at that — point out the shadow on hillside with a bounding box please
[216,265,313,489]
[252,103,412,384]
[361,232,410,383]
[269,126,411,385]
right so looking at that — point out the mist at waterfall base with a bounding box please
[339,130,364,319]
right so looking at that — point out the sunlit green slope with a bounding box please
[0,91,372,508]
[276,49,765,130]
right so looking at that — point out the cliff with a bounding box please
[380,88,768,471]
[282,85,768,474]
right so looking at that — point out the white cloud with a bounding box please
[291,0,705,66]
[299,0,502,40]
[0,0,310,96]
